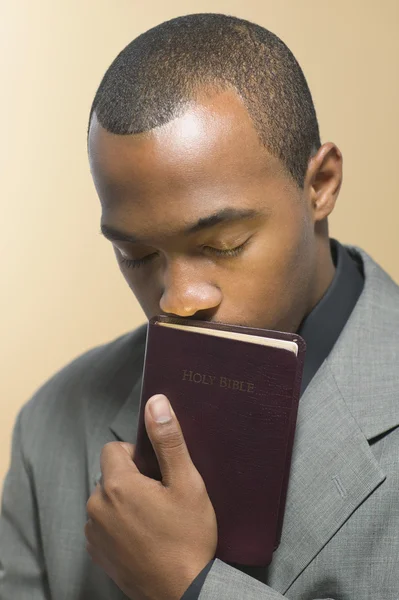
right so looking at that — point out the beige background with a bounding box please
[1,0,398,487]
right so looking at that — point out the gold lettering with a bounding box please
[220,376,227,388]
[182,369,193,382]
[219,376,255,392]
[183,371,254,392]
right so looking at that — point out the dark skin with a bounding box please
[85,89,342,599]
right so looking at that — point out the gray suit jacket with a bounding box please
[1,247,399,600]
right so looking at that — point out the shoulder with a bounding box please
[348,245,399,313]
[17,324,147,452]
[330,245,399,440]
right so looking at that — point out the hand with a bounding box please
[85,394,218,600]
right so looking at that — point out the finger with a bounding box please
[144,394,197,488]
[85,538,102,568]
[100,441,140,485]
[84,517,96,543]
[120,442,136,459]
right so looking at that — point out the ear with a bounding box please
[304,142,343,223]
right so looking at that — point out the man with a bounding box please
[1,12,398,600]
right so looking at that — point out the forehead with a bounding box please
[90,90,284,187]
[88,90,292,234]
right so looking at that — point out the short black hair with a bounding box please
[89,13,321,188]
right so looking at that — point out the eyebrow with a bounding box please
[100,208,263,244]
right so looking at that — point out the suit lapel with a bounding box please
[109,375,142,444]
[269,248,399,593]
[87,331,146,496]
[87,375,142,497]
[88,376,142,492]
[267,360,386,593]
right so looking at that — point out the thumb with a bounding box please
[144,394,195,488]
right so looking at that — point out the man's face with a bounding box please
[89,90,323,332]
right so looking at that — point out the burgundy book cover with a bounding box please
[134,316,306,567]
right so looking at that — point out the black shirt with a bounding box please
[181,239,364,599]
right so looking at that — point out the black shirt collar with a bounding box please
[298,238,364,395]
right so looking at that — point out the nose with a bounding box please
[159,260,222,318]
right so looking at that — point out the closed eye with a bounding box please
[119,254,158,269]
[202,238,250,258]
[118,238,251,270]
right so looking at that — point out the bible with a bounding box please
[134,315,306,566]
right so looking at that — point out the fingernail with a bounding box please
[148,394,172,424]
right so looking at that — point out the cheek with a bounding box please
[221,213,314,328]
[112,246,159,302]
[120,267,164,319]
[266,204,313,278]
[250,215,312,288]
[123,275,159,317]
